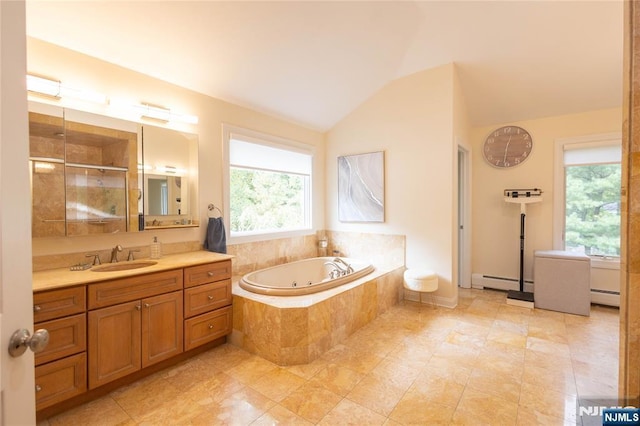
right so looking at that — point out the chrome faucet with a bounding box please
[85,253,101,266]
[324,261,346,279]
[127,249,140,261]
[333,257,354,274]
[110,245,123,263]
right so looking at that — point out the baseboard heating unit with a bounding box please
[472,274,620,308]
[471,274,534,293]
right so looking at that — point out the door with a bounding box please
[1,2,38,424]
[458,146,471,289]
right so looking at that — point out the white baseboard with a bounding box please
[472,273,620,308]
[591,290,620,307]
[471,273,533,293]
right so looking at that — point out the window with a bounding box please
[223,125,313,242]
[554,134,621,259]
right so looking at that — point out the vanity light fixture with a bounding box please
[137,163,153,172]
[170,111,198,125]
[138,103,172,122]
[155,165,187,175]
[27,73,108,104]
[136,103,198,125]
[60,85,108,104]
[109,98,198,125]
[27,74,61,98]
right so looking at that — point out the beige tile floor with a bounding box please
[40,288,620,425]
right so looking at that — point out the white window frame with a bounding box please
[222,123,315,244]
[553,132,622,269]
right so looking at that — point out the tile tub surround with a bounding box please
[324,230,405,271]
[231,267,404,365]
[227,231,406,276]
[227,234,318,277]
[32,230,404,275]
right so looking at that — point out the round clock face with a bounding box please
[482,125,532,168]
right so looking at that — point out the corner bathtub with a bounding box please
[239,257,375,296]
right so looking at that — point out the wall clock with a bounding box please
[482,125,532,168]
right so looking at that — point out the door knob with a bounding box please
[8,328,49,357]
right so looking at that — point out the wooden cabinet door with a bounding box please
[141,291,183,368]
[35,353,87,410]
[88,300,141,389]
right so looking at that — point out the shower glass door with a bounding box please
[65,165,128,236]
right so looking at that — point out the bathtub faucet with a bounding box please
[324,261,348,279]
[333,257,354,274]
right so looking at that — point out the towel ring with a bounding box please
[207,203,222,218]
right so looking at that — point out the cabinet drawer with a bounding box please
[35,352,87,410]
[33,286,86,323]
[184,280,232,318]
[184,306,232,351]
[88,269,183,309]
[184,260,231,288]
[35,313,86,366]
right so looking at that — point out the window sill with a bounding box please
[590,257,620,270]
[229,228,315,245]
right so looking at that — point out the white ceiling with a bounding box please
[26,1,624,132]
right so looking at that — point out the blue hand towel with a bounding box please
[204,217,227,254]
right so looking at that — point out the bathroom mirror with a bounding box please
[29,102,199,236]
[29,103,139,237]
[140,125,198,229]
[145,175,186,215]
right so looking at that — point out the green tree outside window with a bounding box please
[565,164,621,256]
[230,167,305,232]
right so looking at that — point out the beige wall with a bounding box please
[471,108,622,282]
[326,64,461,306]
[27,38,325,257]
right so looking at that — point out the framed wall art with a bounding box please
[338,151,385,222]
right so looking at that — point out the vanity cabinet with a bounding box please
[87,270,183,389]
[33,286,87,410]
[33,254,232,419]
[183,260,232,351]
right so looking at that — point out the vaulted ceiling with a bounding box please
[26,1,623,131]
